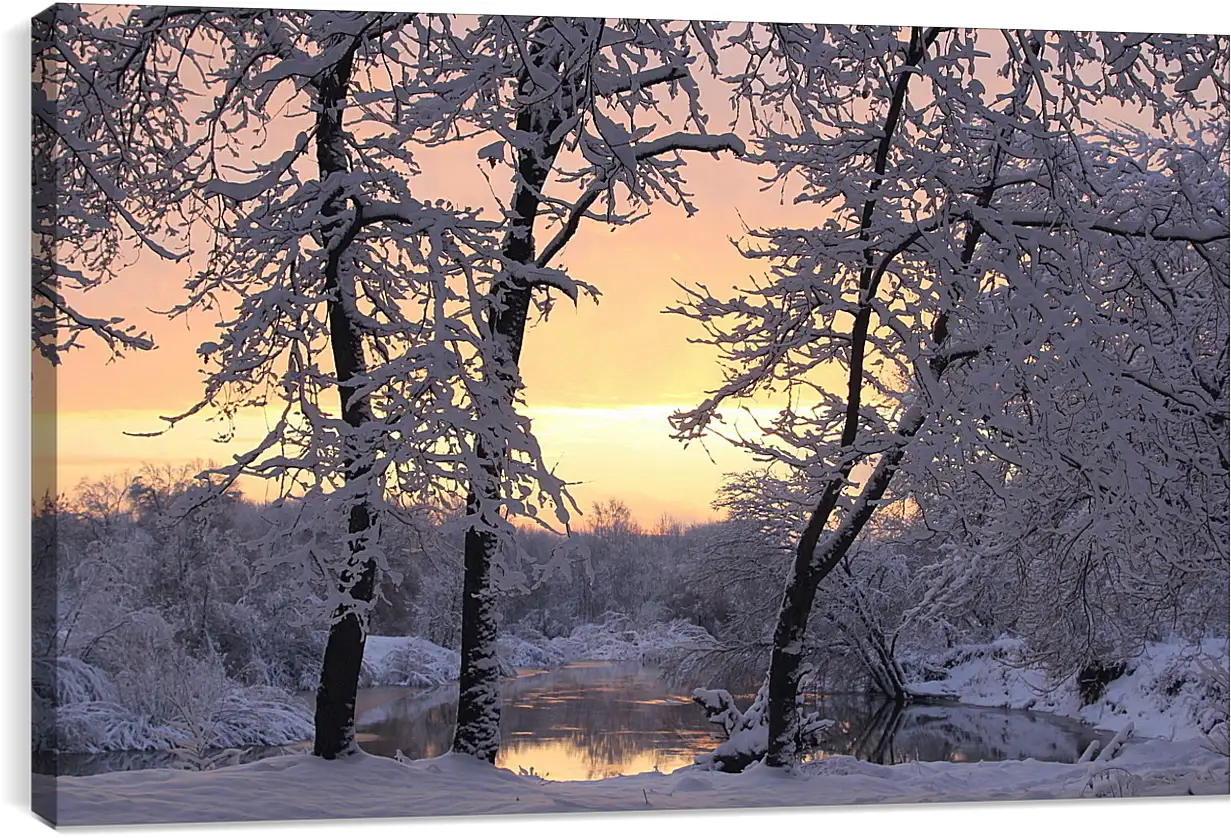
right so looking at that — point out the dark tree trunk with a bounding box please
[310,42,378,761]
[451,510,503,761]
[452,47,571,761]
[764,417,925,765]
[761,27,1001,768]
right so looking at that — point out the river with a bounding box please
[38,661,1102,778]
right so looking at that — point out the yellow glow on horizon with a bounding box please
[36,402,780,525]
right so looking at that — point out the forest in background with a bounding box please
[33,457,1229,757]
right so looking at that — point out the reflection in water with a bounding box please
[357,662,716,779]
[355,663,1101,779]
[37,661,1101,778]
[799,692,1102,765]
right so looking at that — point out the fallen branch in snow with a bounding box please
[1077,721,1135,766]
[1077,739,1100,764]
[1095,722,1135,763]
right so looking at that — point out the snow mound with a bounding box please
[906,637,1049,707]
[1080,638,1229,744]
[362,636,461,689]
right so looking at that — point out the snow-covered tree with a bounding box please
[672,25,1229,767]
[46,9,744,764]
[387,15,744,761]
[687,469,935,700]
[46,6,580,759]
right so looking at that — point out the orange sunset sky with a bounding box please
[33,52,821,527]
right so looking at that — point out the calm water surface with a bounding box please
[357,662,719,779]
[39,661,1102,778]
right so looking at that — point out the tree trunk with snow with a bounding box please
[449,18,744,761]
[311,41,379,761]
[452,56,566,762]
[761,28,942,767]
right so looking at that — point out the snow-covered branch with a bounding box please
[593,63,688,96]
[988,211,1229,246]
[536,131,744,268]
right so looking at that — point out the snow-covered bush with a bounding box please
[497,632,565,671]
[51,702,172,753]
[34,476,322,756]
[32,657,117,706]
[362,636,461,689]
[544,615,717,666]
[1194,653,1230,756]
[36,648,313,754]
[168,716,244,772]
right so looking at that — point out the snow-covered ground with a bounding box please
[41,735,1228,826]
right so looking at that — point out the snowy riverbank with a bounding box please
[36,631,1230,825]
[42,735,1229,826]
[907,637,1229,748]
